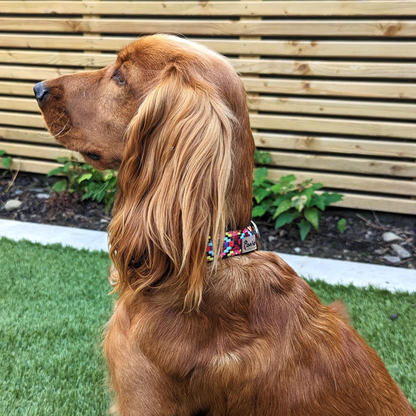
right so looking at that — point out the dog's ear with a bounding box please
[109,63,235,310]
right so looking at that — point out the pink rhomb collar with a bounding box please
[206,221,260,262]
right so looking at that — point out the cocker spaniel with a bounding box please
[34,34,415,416]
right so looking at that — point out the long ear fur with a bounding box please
[109,64,235,310]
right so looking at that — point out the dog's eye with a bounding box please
[112,70,126,86]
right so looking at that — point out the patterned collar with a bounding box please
[206,221,260,262]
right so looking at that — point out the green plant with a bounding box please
[0,150,12,174]
[337,218,347,233]
[253,151,344,240]
[47,157,117,212]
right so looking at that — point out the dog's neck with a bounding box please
[206,221,260,262]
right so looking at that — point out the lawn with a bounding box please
[1,237,415,415]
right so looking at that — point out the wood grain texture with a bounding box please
[233,58,416,78]
[0,112,45,129]
[1,18,415,37]
[2,35,416,59]
[250,114,416,140]
[0,141,78,161]
[254,133,416,158]
[5,50,416,79]
[0,157,61,174]
[0,65,73,81]
[2,1,416,17]
[328,192,416,215]
[0,97,40,113]
[0,81,38,96]
[248,96,416,120]
[268,151,416,178]
[266,168,416,196]
[0,127,55,145]
[242,77,416,99]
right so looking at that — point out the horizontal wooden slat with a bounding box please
[3,35,416,59]
[254,132,416,158]
[248,96,416,121]
[0,97,39,113]
[0,127,55,145]
[0,65,73,81]
[243,77,416,100]
[5,50,416,79]
[0,157,61,174]
[0,112,45,129]
[2,1,416,17]
[1,18,416,37]
[330,192,416,215]
[0,141,79,161]
[233,59,416,79]
[0,81,38,96]
[268,151,416,177]
[266,168,416,196]
[0,50,114,68]
[250,114,416,140]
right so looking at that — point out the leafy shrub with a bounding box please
[48,157,117,212]
[253,151,344,240]
[0,149,13,174]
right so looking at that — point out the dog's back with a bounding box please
[105,250,415,416]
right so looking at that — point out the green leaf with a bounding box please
[254,167,268,186]
[0,150,6,157]
[254,150,272,165]
[304,207,321,230]
[300,179,313,188]
[253,187,271,203]
[309,194,326,210]
[270,182,282,194]
[47,167,64,177]
[337,218,347,234]
[298,221,311,241]
[321,192,344,206]
[104,171,115,181]
[291,195,308,212]
[56,157,69,164]
[252,203,268,218]
[105,197,114,213]
[2,156,12,169]
[78,173,93,183]
[275,211,298,229]
[52,179,68,193]
[311,182,324,191]
[63,162,73,173]
[273,199,292,219]
[271,196,286,207]
[279,174,296,184]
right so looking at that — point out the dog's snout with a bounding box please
[33,82,49,103]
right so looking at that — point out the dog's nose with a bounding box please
[33,82,49,103]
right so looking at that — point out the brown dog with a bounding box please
[35,34,415,416]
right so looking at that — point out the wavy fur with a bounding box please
[109,63,237,310]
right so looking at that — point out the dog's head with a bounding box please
[36,34,255,309]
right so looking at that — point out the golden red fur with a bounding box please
[36,34,415,416]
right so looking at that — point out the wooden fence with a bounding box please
[0,1,416,215]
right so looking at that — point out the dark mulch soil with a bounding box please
[1,172,415,269]
[0,172,111,232]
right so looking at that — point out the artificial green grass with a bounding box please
[0,237,415,415]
